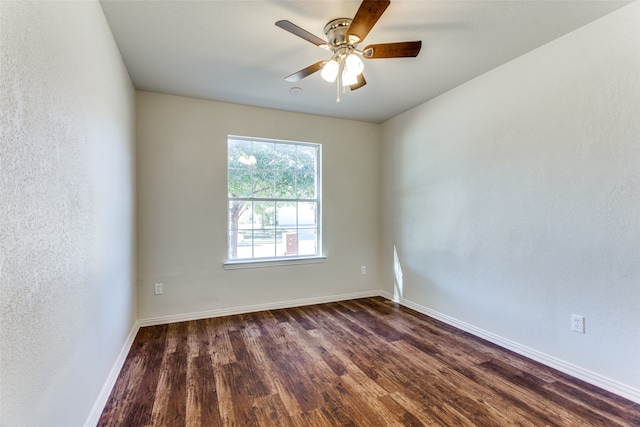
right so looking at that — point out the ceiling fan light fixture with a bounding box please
[345,53,364,76]
[342,68,359,87]
[321,59,339,82]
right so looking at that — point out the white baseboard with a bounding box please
[137,290,380,327]
[84,321,141,427]
[381,291,640,405]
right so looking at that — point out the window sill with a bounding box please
[223,256,327,270]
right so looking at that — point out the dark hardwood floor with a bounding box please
[98,297,640,426]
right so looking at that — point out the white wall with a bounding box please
[0,1,136,426]
[381,1,640,399]
[136,92,380,321]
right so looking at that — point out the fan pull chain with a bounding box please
[336,68,341,102]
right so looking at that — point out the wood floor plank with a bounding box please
[289,407,334,427]
[545,379,640,426]
[203,317,237,367]
[376,393,426,426]
[98,325,167,427]
[335,374,403,426]
[252,393,294,427]
[99,297,640,426]
[191,354,222,426]
[244,332,305,417]
[150,322,188,427]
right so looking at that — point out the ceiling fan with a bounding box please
[276,0,422,102]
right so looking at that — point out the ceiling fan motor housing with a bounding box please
[324,18,357,49]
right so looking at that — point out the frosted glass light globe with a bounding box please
[321,59,339,82]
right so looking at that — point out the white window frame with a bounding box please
[224,136,324,269]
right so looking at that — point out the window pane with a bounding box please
[228,200,253,260]
[296,172,316,199]
[297,228,317,256]
[253,229,276,258]
[253,170,275,198]
[228,168,252,198]
[281,228,298,256]
[274,143,297,171]
[253,201,275,228]
[239,200,254,226]
[253,142,274,170]
[275,171,296,199]
[228,139,254,169]
[298,202,317,226]
[297,145,317,173]
[233,230,253,260]
[275,201,295,228]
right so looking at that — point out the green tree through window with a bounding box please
[227,136,320,261]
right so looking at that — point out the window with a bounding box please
[227,136,321,263]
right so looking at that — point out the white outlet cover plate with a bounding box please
[571,314,585,333]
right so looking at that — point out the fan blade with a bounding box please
[362,41,422,58]
[276,20,327,47]
[285,61,326,82]
[347,0,390,43]
[349,74,367,91]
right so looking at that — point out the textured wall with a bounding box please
[0,1,136,426]
[381,2,640,394]
[136,91,380,320]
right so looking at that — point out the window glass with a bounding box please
[227,136,321,261]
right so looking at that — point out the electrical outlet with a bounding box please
[154,283,163,295]
[571,314,585,333]
[361,265,366,275]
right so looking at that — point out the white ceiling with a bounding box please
[100,0,630,123]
